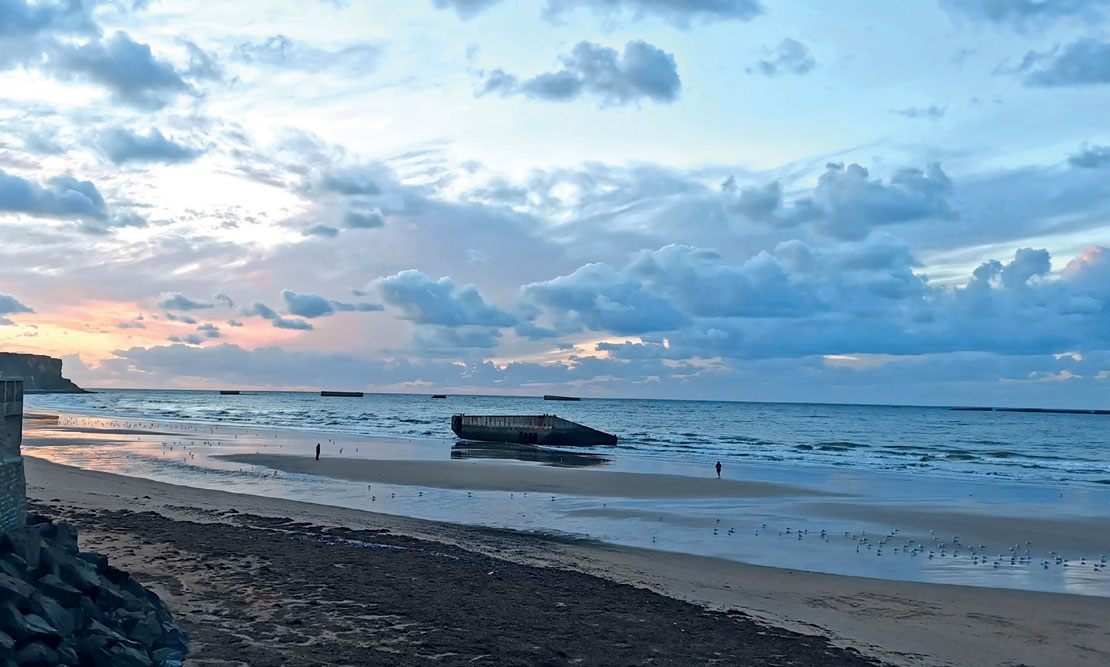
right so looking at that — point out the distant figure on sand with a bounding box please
[316,443,321,461]
[715,461,722,478]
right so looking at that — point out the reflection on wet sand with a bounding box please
[450,440,610,468]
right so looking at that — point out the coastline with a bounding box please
[24,456,1110,667]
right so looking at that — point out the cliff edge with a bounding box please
[0,352,86,393]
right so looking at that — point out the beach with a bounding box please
[19,412,1110,667]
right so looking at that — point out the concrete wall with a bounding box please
[0,379,26,532]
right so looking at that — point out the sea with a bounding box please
[25,389,1110,487]
[23,389,1110,596]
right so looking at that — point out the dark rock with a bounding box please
[0,601,30,640]
[151,647,184,667]
[31,592,76,636]
[44,523,79,557]
[38,574,82,607]
[91,641,154,667]
[0,554,25,580]
[58,558,100,593]
[0,628,12,650]
[79,597,102,627]
[76,553,108,570]
[1,527,42,571]
[25,514,51,527]
[156,620,189,654]
[14,641,57,665]
[56,640,79,666]
[0,572,35,605]
[99,565,129,586]
[22,612,61,640]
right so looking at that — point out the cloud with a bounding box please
[227,319,244,327]
[433,0,763,26]
[280,289,384,318]
[374,270,516,327]
[0,169,107,219]
[116,320,145,329]
[1068,143,1110,168]
[156,292,214,311]
[179,38,223,81]
[733,162,955,240]
[430,0,502,19]
[235,35,380,73]
[168,334,204,345]
[196,323,221,338]
[543,0,763,27]
[751,39,815,77]
[48,32,191,109]
[344,207,385,229]
[163,312,197,324]
[303,224,339,237]
[98,128,201,165]
[213,293,235,308]
[937,0,1106,27]
[479,40,680,107]
[0,293,33,326]
[0,0,97,39]
[892,105,947,119]
[1021,39,1110,87]
[243,301,314,330]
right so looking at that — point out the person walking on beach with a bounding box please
[715,461,722,478]
[316,443,321,461]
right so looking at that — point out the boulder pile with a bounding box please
[0,514,188,666]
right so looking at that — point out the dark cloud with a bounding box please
[430,0,501,19]
[733,162,955,240]
[0,169,107,219]
[0,292,33,326]
[235,35,380,73]
[116,320,145,329]
[242,301,314,330]
[374,270,516,327]
[168,334,204,345]
[156,292,213,311]
[1021,39,1110,87]
[892,105,946,119]
[98,127,201,165]
[280,289,384,318]
[227,319,244,327]
[49,32,191,109]
[1068,143,1110,168]
[344,207,385,229]
[751,39,815,77]
[163,312,197,324]
[479,40,680,107]
[196,323,221,338]
[213,293,234,308]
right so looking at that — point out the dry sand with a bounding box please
[23,456,1110,667]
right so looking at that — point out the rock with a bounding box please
[38,574,82,607]
[0,555,25,580]
[31,592,76,636]
[58,559,100,593]
[0,527,42,571]
[79,596,103,627]
[14,641,57,665]
[0,572,35,605]
[99,565,129,587]
[151,647,184,667]
[56,640,79,666]
[43,523,79,557]
[156,620,189,654]
[76,553,108,570]
[91,641,154,667]
[0,601,30,640]
[22,612,61,640]
[0,628,13,650]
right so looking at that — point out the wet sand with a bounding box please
[219,452,842,499]
[23,457,1110,667]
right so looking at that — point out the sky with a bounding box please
[1,0,1110,407]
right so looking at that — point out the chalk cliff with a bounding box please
[0,353,85,393]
